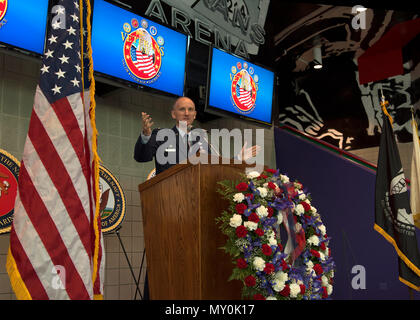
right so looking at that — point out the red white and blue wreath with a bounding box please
[216,168,335,300]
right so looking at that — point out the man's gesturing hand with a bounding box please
[142,112,154,136]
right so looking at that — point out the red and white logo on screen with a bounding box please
[230,62,257,114]
[123,20,162,81]
[0,0,8,22]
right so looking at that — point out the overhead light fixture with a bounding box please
[313,45,322,69]
[356,6,367,12]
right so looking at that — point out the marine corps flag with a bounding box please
[375,106,420,290]
[6,0,104,299]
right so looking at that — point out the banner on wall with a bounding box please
[0,149,19,234]
[99,165,126,234]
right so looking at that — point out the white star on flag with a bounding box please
[51,84,62,94]
[58,54,70,64]
[70,77,80,87]
[40,65,50,74]
[48,35,58,44]
[44,49,54,59]
[55,68,66,79]
[63,40,74,49]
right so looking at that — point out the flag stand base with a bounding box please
[113,226,144,300]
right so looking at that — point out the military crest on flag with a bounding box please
[375,100,420,290]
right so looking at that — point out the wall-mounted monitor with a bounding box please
[0,0,49,55]
[206,47,275,125]
[91,0,188,97]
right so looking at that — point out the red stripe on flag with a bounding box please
[9,228,49,300]
[51,97,91,188]
[28,111,92,257]
[18,164,91,299]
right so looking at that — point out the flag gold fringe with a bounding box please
[399,277,420,291]
[6,248,32,300]
[381,100,393,127]
[374,223,420,291]
[414,213,420,230]
[83,0,103,299]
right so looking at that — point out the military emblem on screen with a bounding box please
[0,0,8,25]
[230,61,258,114]
[122,18,163,83]
[0,149,19,234]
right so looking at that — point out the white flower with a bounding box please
[266,296,277,300]
[318,224,326,235]
[273,279,285,292]
[275,271,288,283]
[229,214,242,228]
[289,283,301,298]
[321,275,328,286]
[244,221,258,231]
[268,237,277,246]
[304,199,311,205]
[307,235,320,246]
[294,182,302,189]
[256,205,268,218]
[247,171,260,179]
[319,251,326,261]
[306,260,314,276]
[295,204,304,216]
[253,257,265,271]
[257,187,268,198]
[298,193,306,200]
[280,174,289,183]
[233,193,245,203]
[327,284,333,295]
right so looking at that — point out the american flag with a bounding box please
[6,0,104,300]
[130,45,157,78]
[236,86,253,109]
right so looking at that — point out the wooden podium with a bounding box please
[138,160,247,299]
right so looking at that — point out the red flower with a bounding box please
[313,263,323,275]
[267,207,274,218]
[264,263,275,274]
[280,259,289,271]
[267,182,277,190]
[300,201,311,212]
[259,174,268,179]
[235,203,247,215]
[236,225,248,238]
[321,286,328,298]
[244,275,256,287]
[236,182,248,191]
[261,244,272,256]
[310,249,320,258]
[279,284,290,297]
[245,193,254,200]
[300,284,306,295]
[248,212,259,223]
[287,186,298,198]
[236,258,247,269]
[253,294,266,300]
[255,228,264,237]
[266,169,277,174]
[278,243,284,251]
[320,242,326,251]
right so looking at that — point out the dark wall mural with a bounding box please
[272,5,420,150]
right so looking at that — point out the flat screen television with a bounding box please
[91,0,188,97]
[206,47,275,125]
[0,0,49,55]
